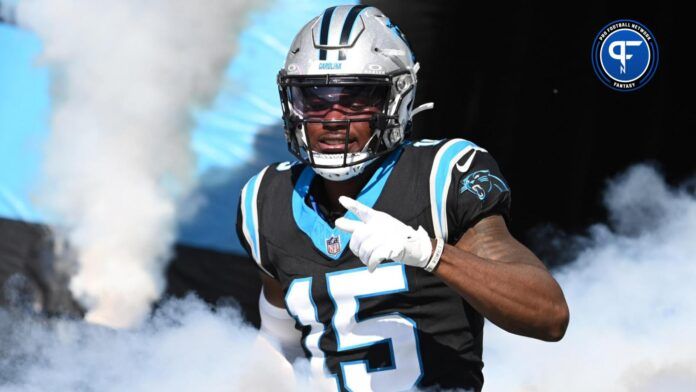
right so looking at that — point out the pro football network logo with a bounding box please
[326,235,341,256]
[591,20,659,91]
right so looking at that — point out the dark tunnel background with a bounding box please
[364,1,694,266]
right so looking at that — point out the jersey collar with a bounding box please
[292,147,404,260]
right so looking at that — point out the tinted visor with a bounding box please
[289,85,389,118]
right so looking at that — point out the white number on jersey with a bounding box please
[285,263,423,391]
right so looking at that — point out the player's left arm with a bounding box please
[336,145,569,342]
[433,214,570,342]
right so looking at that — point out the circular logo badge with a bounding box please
[591,20,659,91]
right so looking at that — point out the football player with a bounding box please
[236,5,569,391]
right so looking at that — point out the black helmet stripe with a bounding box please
[318,6,337,61]
[338,5,369,61]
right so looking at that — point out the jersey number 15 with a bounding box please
[285,262,424,391]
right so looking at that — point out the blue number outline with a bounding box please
[285,277,316,356]
[285,277,341,391]
[325,262,424,391]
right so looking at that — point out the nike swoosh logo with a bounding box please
[455,150,477,173]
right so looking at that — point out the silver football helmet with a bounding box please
[277,5,433,181]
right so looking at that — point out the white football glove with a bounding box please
[334,196,433,272]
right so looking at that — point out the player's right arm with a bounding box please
[235,169,303,360]
[237,274,299,389]
[260,272,285,307]
[257,273,304,361]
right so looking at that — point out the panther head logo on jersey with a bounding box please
[460,170,509,201]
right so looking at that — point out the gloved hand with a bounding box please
[334,196,433,272]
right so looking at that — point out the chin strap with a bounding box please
[410,102,434,119]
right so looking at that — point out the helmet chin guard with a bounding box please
[277,5,433,181]
[311,152,377,181]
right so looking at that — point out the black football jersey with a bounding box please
[236,138,511,392]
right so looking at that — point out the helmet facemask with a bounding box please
[278,71,416,181]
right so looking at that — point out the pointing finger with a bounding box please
[338,196,373,222]
[334,217,363,233]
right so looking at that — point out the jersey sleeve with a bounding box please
[429,139,511,243]
[235,166,278,279]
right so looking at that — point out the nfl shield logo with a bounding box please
[326,235,341,255]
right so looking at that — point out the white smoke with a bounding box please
[16,0,263,327]
[483,164,696,392]
[0,296,317,392]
